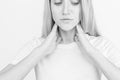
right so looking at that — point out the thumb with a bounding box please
[56,37,62,45]
[75,36,80,46]
[48,23,58,38]
[50,24,58,36]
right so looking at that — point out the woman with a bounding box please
[0,0,120,80]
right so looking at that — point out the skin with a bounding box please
[51,0,81,44]
[75,24,120,80]
[0,24,61,80]
[0,0,120,80]
[42,0,120,80]
[35,0,100,80]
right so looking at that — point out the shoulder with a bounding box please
[86,34,120,67]
[10,36,45,65]
[85,34,113,51]
[86,34,119,56]
[27,36,45,48]
[86,34,110,47]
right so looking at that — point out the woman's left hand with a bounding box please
[75,24,100,57]
[75,24,120,80]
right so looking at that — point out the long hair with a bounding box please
[41,0,101,38]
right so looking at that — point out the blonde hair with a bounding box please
[41,0,101,38]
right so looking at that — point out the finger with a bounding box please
[75,25,94,52]
[75,35,78,42]
[75,35,83,49]
[76,24,85,35]
[56,37,62,45]
[75,36,79,44]
[75,24,86,42]
[54,36,58,41]
[48,23,58,38]
[76,24,88,42]
[47,24,58,42]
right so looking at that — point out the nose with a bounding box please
[62,1,70,15]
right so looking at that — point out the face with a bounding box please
[50,0,81,31]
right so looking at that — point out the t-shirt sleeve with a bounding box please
[10,36,45,65]
[90,36,120,68]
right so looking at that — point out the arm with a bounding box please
[89,49,120,80]
[34,64,40,80]
[88,36,120,80]
[0,48,44,80]
[75,24,120,80]
[0,64,14,74]
[0,23,59,80]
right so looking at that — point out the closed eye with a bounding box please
[54,0,62,5]
[54,2,62,5]
[72,2,80,5]
[53,0,80,6]
[71,0,80,5]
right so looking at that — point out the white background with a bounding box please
[0,0,120,80]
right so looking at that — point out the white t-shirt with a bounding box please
[10,36,45,65]
[10,34,120,68]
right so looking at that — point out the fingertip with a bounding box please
[55,23,58,28]
[58,37,62,42]
[55,23,57,27]
[76,24,78,29]
[56,37,62,45]
[76,24,81,31]
[75,37,79,45]
[53,23,58,30]
[74,36,76,41]
[77,24,81,30]
[75,33,79,38]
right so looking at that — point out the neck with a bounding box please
[59,27,76,44]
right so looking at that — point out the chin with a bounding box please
[58,22,78,31]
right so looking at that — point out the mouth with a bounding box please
[60,18,73,20]
[60,18,73,23]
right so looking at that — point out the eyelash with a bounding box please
[54,1,80,6]
[54,2,62,5]
[72,2,80,5]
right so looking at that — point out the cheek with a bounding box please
[51,7,61,23]
[51,7,59,21]
[52,11,59,21]
[71,7,81,27]
[51,4,81,27]
[74,7,81,20]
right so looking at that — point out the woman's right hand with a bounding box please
[36,24,62,59]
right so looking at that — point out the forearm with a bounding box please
[90,50,120,80]
[0,48,44,80]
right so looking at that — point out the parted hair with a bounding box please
[41,0,101,38]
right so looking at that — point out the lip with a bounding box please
[60,19,73,23]
[60,18,73,20]
[60,18,73,23]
